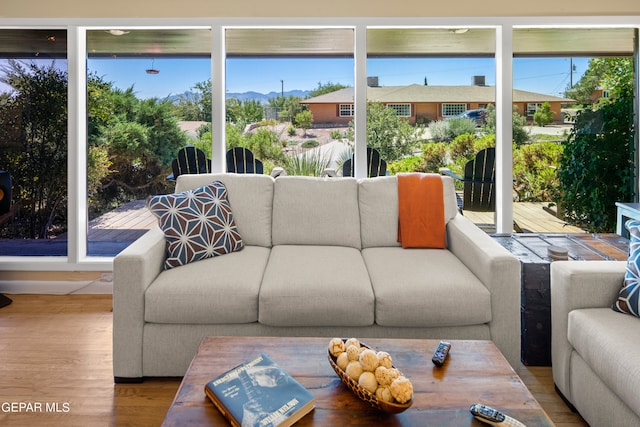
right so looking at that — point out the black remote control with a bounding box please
[432,341,451,366]
[469,403,526,426]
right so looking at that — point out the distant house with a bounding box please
[300,80,574,126]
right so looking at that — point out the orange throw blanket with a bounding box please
[397,173,446,249]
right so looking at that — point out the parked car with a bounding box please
[457,109,488,125]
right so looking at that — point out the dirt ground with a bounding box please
[254,122,348,151]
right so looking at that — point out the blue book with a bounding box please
[205,353,315,427]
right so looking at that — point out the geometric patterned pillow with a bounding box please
[146,180,244,269]
[612,219,640,317]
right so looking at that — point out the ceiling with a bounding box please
[0,27,636,59]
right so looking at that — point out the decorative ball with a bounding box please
[358,371,378,394]
[375,366,400,386]
[328,338,346,357]
[346,344,361,361]
[336,352,349,370]
[344,337,360,349]
[390,376,413,404]
[345,361,363,381]
[359,349,380,372]
[377,351,393,369]
[375,385,394,403]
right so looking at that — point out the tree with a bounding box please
[268,95,304,123]
[294,110,313,136]
[565,58,633,105]
[0,60,68,239]
[533,102,554,127]
[481,104,529,146]
[241,99,264,124]
[557,96,634,232]
[556,57,635,232]
[307,81,348,98]
[346,102,424,163]
[171,79,212,121]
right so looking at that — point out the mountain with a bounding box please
[166,90,310,104]
[226,90,310,103]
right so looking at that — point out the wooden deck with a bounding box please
[462,201,585,234]
[0,199,585,257]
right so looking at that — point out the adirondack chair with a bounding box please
[168,146,211,180]
[342,147,387,178]
[439,147,496,212]
[226,147,264,174]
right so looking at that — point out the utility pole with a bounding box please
[281,80,284,98]
[570,58,576,88]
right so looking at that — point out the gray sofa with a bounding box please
[113,173,521,381]
[551,261,640,427]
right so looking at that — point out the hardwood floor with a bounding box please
[0,294,587,426]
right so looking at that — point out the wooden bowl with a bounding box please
[327,339,413,414]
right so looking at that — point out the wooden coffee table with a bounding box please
[161,336,553,426]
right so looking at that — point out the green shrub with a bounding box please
[513,142,562,202]
[482,104,530,146]
[557,98,635,232]
[420,142,448,173]
[428,118,476,142]
[301,140,319,149]
[428,120,450,142]
[284,149,332,177]
[387,156,423,175]
[533,102,554,127]
[330,129,343,140]
[448,133,476,160]
[447,118,477,140]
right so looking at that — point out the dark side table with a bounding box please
[491,233,628,366]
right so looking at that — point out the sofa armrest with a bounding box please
[113,226,166,380]
[446,214,521,368]
[550,260,625,400]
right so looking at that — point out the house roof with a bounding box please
[300,84,574,104]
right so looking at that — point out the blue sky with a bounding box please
[1,56,590,99]
[86,56,590,99]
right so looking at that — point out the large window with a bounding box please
[0,19,637,270]
[85,28,212,256]
[225,28,354,178]
[0,29,68,256]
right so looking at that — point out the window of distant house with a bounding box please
[602,89,611,98]
[526,103,542,117]
[339,103,354,117]
[442,103,467,117]
[387,103,411,117]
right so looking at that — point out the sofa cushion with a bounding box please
[359,175,458,249]
[612,220,640,317]
[259,245,374,326]
[568,308,640,417]
[362,247,492,327]
[144,246,270,324]
[271,176,361,249]
[147,180,244,269]
[175,173,274,247]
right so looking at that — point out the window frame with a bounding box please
[386,103,411,117]
[442,103,467,117]
[0,16,637,272]
[527,103,542,117]
[339,103,354,117]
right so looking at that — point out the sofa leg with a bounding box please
[114,376,143,384]
[554,384,577,413]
